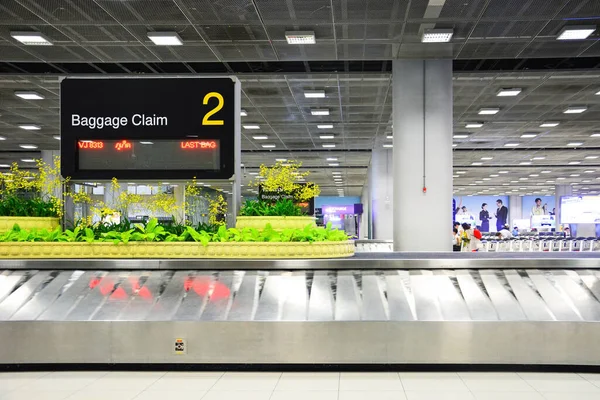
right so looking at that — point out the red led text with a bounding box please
[78,140,104,149]
[180,140,218,150]
[115,140,133,151]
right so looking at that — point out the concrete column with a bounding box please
[369,146,394,240]
[392,59,453,251]
[360,180,370,239]
[555,184,572,231]
[509,195,523,224]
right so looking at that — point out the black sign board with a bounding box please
[60,77,236,180]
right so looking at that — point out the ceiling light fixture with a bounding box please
[564,106,587,114]
[14,91,44,100]
[386,135,393,139]
[329,163,340,167]
[465,123,483,128]
[532,156,546,160]
[275,158,287,162]
[499,171,509,174]
[504,143,519,147]
[240,109,247,117]
[568,142,584,146]
[53,135,60,140]
[311,108,330,116]
[10,31,52,45]
[590,133,600,137]
[21,158,36,163]
[304,90,325,98]
[18,124,41,130]
[421,28,454,43]
[322,144,336,148]
[317,124,333,129]
[243,125,260,129]
[253,135,268,140]
[326,158,338,161]
[383,144,393,148]
[320,135,334,139]
[557,25,596,40]
[285,31,316,44]
[569,161,581,165]
[481,157,493,160]
[521,134,537,138]
[261,144,276,148]
[456,171,467,174]
[585,156,599,159]
[541,171,552,174]
[471,162,483,166]
[478,108,500,115]
[19,144,37,149]
[147,31,183,45]
[497,88,522,97]
[453,134,469,139]
[540,122,559,127]
[140,141,153,145]
[520,162,532,165]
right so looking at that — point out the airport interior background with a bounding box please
[2,0,600,399]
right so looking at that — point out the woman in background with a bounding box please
[479,203,492,232]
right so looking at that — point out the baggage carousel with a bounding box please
[1,253,600,366]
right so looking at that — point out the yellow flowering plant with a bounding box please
[242,160,319,216]
[0,157,66,217]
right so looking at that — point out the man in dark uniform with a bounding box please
[495,199,508,232]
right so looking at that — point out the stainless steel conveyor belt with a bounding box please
[1,257,600,365]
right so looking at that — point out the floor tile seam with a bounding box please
[456,371,476,398]
[115,371,166,400]
[268,372,284,400]
[576,373,600,389]
[516,372,567,395]
[196,371,226,400]
[42,371,111,396]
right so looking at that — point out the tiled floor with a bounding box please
[0,371,599,400]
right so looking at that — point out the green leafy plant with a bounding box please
[0,219,350,246]
[240,199,304,217]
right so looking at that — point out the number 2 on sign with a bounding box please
[202,92,224,125]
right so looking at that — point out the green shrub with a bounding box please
[239,199,304,216]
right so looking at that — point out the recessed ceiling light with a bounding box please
[21,158,36,163]
[19,124,41,130]
[261,144,276,148]
[452,144,458,147]
[596,90,600,96]
[564,106,587,114]
[14,91,44,100]
[304,90,325,98]
[53,135,61,140]
[490,174,499,177]
[322,144,336,148]
[249,172,258,175]
[275,158,287,162]
[329,163,339,166]
[383,144,393,148]
[285,31,316,44]
[421,28,453,43]
[590,133,600,137]
[456,171,467,174]
[0,164,9,168]
[569,161,581,165]
[546,180,555,183]
[497,88,522,97]
[520,162,532,165]
[541,170,552,174]
[240,109,247,117]
[530,174,539,177]
[243,125,260,129]
[504,143,519,147]
[0,136,6,141]
[465,123,483,128]
[585,155,599,159]
[471,162,483,166]
[386,135,393,139]
[585,170,595,173]
[317,124,333,129]
[253,135,268,140]
[332,171,342,175]
[568,142,584,146]
[10,31,52,45]
[521,134,537,138]
[19,144,37,149]
[140,141,153,145]
[532,156,546,160]
[482,178,491,181]
[519,178,528,181]
[320,135,334,139]
[571,174,581,177]
[478,108,500,115]
[311,108,330,116]
[327,158,338,161]
[481,157,493,160]
[540,122,559,127]
[453,134,469,139]
[147,31,183,45]
[557,25,596,40]
[469,183,477,186]
[499,171,509,174]
[557,177,566,180]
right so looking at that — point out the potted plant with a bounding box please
[237,161,320,230]
[0,158,63,232]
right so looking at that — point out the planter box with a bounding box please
[0,240,355,259]
[0,217,60,233]
[236,216,316,230]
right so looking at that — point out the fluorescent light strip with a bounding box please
[14,91,44,100]
[497,88,522,97]
[322,144,336,148]
[243,125,260,129]
[564,106,587,114]
[253,135,268,140]
[19,144,37,149]
[383,144,393,148]
[10,31,52,45]
[557,25,596,40]
[311,108,330,116]
[540,122,559,127]
[421,29,453,43]
[140,141,153,145]
[521,134,537,138]
[317,124,333,129]
[261,144,276,148]
[285,31,316,44]
[147,31,183,45]
[320,135,334,139]
[18,124,41,130]
[478,108,500,115]
[304,90,325,98]
[465,123,483,128]
[240,109,247,117]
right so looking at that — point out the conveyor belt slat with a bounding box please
[0,271,51,320]
[146,271,189,321]
[255,274,282,321]
[173,274,213,321]
[117,272,164,321]
[0,272,27,304]
[308,272,334,321]
[65,272,123,321]
[526,270,582,321]
[200,273,234,321]
[411,275,443,320]
[11,271,73,321]
[554,273,600,321]
[335,274,361,320]
[361,275,387,321]
[435,275,471,321]
[92,273,141,321]
[504,270,554,321]
[385,274,415,321]
[480,272,527,321]
[228,272,257,321]
[38,271,97,320]
[281,275,308,321]
[456,272,498,321]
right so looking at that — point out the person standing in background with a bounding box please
[531,198,545,216]
[495,199,508,232]
[479,203,492,232]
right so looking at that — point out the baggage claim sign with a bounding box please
[60,77,236,180]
